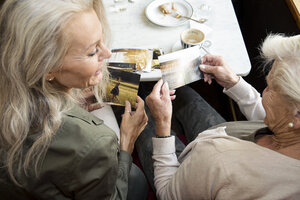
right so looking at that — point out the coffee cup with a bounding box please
[180,28,206,49]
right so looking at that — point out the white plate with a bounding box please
[145,0,193,27]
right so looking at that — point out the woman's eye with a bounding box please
[88,47,99,57]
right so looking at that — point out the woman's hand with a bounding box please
[120,96,148,154]
[80,88,104,112]
[200,54,240,89]
[146,79,175,137]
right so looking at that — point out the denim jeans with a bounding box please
[135,86,226,191]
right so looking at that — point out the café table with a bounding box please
[103,0,251,82]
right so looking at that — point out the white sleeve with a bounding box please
[224,77,265,120]
[152,136,179,200]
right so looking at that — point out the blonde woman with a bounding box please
[0,0,148,199]
[144,34,300,199]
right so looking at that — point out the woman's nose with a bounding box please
[102,45,112,59]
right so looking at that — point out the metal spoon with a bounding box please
[174,13,207,23]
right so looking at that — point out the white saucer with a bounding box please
[171,40,212,52]
[145,0,193,27]
[171,40,183,52]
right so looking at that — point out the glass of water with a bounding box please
[194,3,212,24]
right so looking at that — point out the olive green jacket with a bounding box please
[0,105,132,200]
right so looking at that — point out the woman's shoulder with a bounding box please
[50,104,119,162]
[59,104,117,138]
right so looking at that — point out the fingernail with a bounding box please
[200,64,206,69]
[164,81,169,88]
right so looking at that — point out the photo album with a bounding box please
[158,46,205,90]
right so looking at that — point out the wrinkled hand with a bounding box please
[200,54,240,89]
[120,96,148,154]
[146,79,175,137]
[80,88,104,112]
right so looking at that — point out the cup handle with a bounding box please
[201,40,212,48]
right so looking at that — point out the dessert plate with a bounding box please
[145,0,193,27]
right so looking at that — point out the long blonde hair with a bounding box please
[0,0,110,185]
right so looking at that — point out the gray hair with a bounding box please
[0,0,109,185]
[260,34,300,109]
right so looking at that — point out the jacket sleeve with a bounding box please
[65,135,131,200]
[110,151,132,200]
[152,136,180,200]
[72,137,132,200]
[224,77,266,120]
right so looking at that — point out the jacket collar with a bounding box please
[65,105,104,125]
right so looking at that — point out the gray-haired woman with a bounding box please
[144,34,300,199]
[0,0,148,199]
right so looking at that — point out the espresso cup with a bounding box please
[180,28,205,49]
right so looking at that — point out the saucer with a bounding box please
[171,40,212,52]
[171,41,183,52]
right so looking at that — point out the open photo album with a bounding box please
[158,46,205,90]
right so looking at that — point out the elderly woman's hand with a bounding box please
[200,54,240,89]
[120,96,148,154]
[146,79,175,137]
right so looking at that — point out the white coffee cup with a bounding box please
[180,28,206,49]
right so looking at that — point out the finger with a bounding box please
[201,54,214,64]
[135,96,145,113]
[161,81,170,97]
[170,95,176,101]
[199,64,209,72]
[208,78,212,85]
[169,90,176,95]
[201,55,207,64]
[152,79,164,95]
[200,65,218,77]
[124,100,132,115]
[202,54,218,63]
[203,73,207,82]
[203,73,210,83]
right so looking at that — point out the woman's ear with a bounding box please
[46,72,55,81]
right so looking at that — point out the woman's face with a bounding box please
[262,67,292,133]
[52,10,111,90]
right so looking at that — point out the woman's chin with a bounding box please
[89,77,102,87]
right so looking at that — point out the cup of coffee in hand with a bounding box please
[180,28,205,49]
